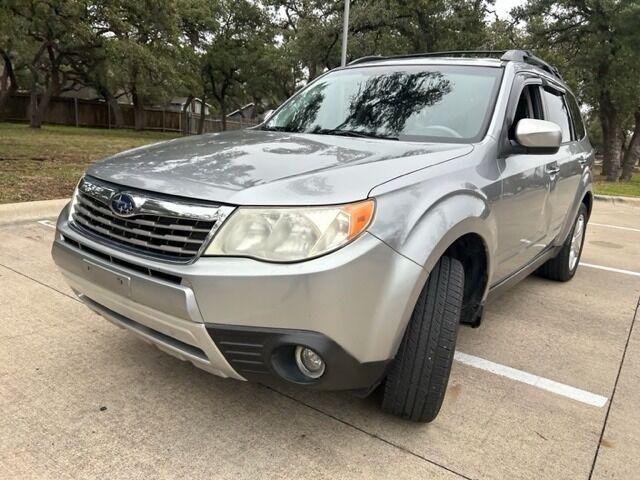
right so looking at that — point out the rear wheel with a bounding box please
[537,203,588,282]
[381,256,464,422]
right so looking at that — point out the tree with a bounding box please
[0,5,20,114]
[266,0,343,80]
[199,0,273,130]
[268,0,494,82]
[514,0,640,181]
[380,0,491,53]
[5,0,104,128]
[95,0,184,130]
[240,41,302,111]
[79,52,126,128]
[621,108,640,180]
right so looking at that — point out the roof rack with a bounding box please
[500,50,563,80]
[347,55,387,65]
[348,50,508,66]
[348,49,562,80]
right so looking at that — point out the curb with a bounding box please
[0,198,69,226]
[594,194,640,206]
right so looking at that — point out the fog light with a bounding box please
[295,346,325,379]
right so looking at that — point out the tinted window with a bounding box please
[566,93,586,140]
[542,89,572,142]
[264,66,503,142]
[510,85,543,140]
[513,87,533,122]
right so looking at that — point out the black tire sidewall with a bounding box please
[567,204,588,278]
[381,256,464,422]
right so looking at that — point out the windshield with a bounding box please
[264,65,503,142]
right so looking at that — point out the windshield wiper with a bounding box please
[314,128,398,141]
[262,125,293,132]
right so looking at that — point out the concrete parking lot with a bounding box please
[1,198,638,479]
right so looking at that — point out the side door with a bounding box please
[540,85,582,241]
[493,76,558,282]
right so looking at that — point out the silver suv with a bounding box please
[52,50,593,422]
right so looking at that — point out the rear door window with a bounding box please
[542,89,572,143]
[566,94,586,140]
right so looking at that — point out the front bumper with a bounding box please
[52,205,426,391]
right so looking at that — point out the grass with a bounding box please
[0,122,179,204]
[593,173,640,198]
[1,122,638,202]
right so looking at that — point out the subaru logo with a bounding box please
[110,193,137,217]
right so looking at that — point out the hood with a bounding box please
[87,129,473,205]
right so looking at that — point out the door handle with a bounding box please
[577,154,589,166]
[546,165,560,175]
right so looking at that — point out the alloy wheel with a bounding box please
[569,213,585,271]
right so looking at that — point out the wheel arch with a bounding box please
[582,190,593,219]
[397,192,496,326]
[443,233,490,325]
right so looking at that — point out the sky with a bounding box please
[492,0,526,19]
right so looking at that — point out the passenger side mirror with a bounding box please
[515,119,562,150]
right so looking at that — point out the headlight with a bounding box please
[68,177,83,222]
[204,199,375,262]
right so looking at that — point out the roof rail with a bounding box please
[500,50,562,79]
[347,49,563,80]
[348,50,508,66]
[347,55,386,66]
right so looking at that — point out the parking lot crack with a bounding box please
[588,292,640,479]
[264,385,475,480]
[0,262,80,303]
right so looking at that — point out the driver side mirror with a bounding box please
[515,119,562,150]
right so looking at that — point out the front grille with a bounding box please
[62,235,183,284]
[70,176,231,262]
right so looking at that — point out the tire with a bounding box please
[381,256,464,423]
[537,203,588,282]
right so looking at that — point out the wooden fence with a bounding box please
[1,93,259,133]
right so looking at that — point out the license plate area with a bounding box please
[82,259,131,297]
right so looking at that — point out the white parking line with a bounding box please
[37,220,56,229]
[590,222,640,233]
[580,262,640,278]
[454,351,608,408]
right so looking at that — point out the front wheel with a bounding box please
[537,203,588,282]
[381,256,464,422]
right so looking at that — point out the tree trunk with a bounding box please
[29,87,55,129]
[599,93,623,181]
[30,47,63,129]
[108,96,124,129]
[0,49,18,116]
[307,63,317,81]
[131,87,145,131]
[97,86,124,128]
[198,95,206,134]
[0,76,11,117]
[220,101,227,131]
[621,109,640,181]
[28,91,38,126]
[29,71,58,129]
[181,95,193,134]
